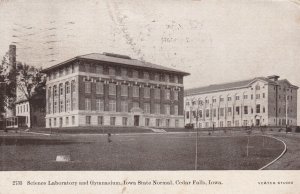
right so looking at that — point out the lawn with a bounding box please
[0,133,284,170]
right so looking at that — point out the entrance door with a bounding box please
[59,117,63,127]
[134,115,139,126]
[256,119,260,126]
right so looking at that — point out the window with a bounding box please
[96,82,104,94]
[220,121,223,127]
[121,85,128,97]
[243,120,248,126]
[244,106,248,114]
[144,87,150,98]
[235,96,240,100]
[121,68,127,77]
[110,117,116,126]
[144,72,149,80]
[145,118,150,126]
[165,74,170,82]
[165,89,170,100]
[263,107,265,113]
[98,116,103,125]
[205,99,209,104]
[119,101,127,112]
[144,103,150,114]
[154,73,160,81]
[66,99,71,112]
[49,119,52,127]
[236,107,240,115]
[156,119,160,127]
[132,102,139,108]
[251,94,253,100]
[54,101,58,113]
[96,65,103,74]
[228,107,232,116]
[96,99,104,111]
[132,86,139,97]
[132,70,139,78]
[122,117,128,126]
[109,67,115,75]
[205,109,209,117]
[186,111,189,119]
[86,116,91,125]
[213,109,217,117]
[165,105,170,115]
[212,98,217,103]
[59,100,64,112]
[72,116,75,125]
[174,75,178,83]
[220,108,224,117]
[198,110,203,118]
[59,69,64,77]
[85,98,91,110]
[54,118,57,126]
[227,121,231,127]
[166,119,170,127]
[174,105,178,115]
[173,90,178,100]
[66,117,69,126]
[48,87,52,98]
[263,93,265,98]
[65,82,70,94]
[235,120,239,127]
[155,104,160,114]
[59,84,63,96]
[71,81,76,93]
[244,95,248,99]
[85,82,91,93]
[256,85,260,90]
[109,100,116,112]
[220,97,224,102]
[85,63,90,72]
[71,64,75,73]
[256,104,260,113]
[154,88,160,99]
[109,83,116,95]
[227,97,231,101]
[256,94,260,99]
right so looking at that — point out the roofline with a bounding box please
[41,55,190,76]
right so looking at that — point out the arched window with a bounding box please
[65,81,70,94]
[71,80,76,93]
[53,85,58,97]
[59,83,63,96]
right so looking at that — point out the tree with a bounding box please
[16,62,46,128]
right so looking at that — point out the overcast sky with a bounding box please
[1,0,300,122]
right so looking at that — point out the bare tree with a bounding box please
[16,62,46,128]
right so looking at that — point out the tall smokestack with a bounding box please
[9,44,16,69]
[6,44,17,117]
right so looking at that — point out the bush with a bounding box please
[185,123,194,129]
[286,127,292,133]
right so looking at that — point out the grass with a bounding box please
[0,132,284,170]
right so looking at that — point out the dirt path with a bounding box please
[265,133,300,170]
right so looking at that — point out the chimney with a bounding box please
[9,44,16,69]
[267,75,279,81]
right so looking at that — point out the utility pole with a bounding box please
[195,101,200,170]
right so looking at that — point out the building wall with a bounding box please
[16,101,45,127]
[184,78,298,128]
[45,59,186,128]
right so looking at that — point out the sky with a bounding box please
[1,0,300,122]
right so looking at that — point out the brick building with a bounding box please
[42,53,189,128]
[184,75,298,128]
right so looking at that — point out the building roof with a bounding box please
[184,76,298,96]
[41,53,190,76]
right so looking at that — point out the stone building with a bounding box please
[42,53,189,128]
[184,75,298,128]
